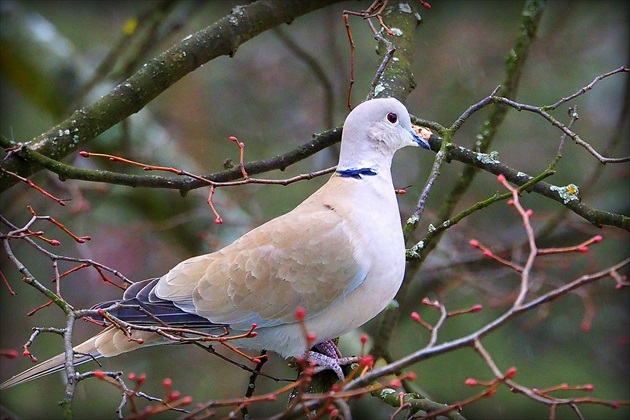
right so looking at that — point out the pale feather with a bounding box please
[156,176,370,330]
[0,327,162,389]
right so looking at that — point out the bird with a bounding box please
[1,97,430,389]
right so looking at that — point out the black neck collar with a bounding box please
[337,168,377,179]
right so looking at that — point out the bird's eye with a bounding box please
[386,113,398,124]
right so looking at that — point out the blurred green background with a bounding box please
[1,1,628,418]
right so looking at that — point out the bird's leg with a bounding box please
[307,340,360,380]
[314,339,342,358]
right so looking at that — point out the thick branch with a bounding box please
[428,135,630,231]
[0,0,342,192]
[372,1,422,102]
[0,128,342,193]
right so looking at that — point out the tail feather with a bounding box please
[0,352,99,390]
[0,337,101,390]
[1,327,162,390]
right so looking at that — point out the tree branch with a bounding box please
[0,0,343,192]
[429,135,630,231]
[1,128,342,193]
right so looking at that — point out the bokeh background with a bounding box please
[1,1,628,418]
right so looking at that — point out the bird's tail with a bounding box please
[1,327,160,390]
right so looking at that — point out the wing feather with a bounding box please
[156,202,368,330]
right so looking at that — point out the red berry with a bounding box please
[359,355,374,368]
[2,350,19,359]
[389,379,402,388]
[295,306,306,321]
[505,367,517,379]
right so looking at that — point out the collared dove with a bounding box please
[1,97,430,389]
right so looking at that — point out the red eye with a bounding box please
[387,113,398,123]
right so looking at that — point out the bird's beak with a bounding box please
[410,125,432,150]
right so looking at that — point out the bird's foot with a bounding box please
[306,340,360,380]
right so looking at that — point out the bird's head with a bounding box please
[337,98,430,174]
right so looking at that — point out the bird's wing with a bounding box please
[92,278,219,328]
[155,201,369,330]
